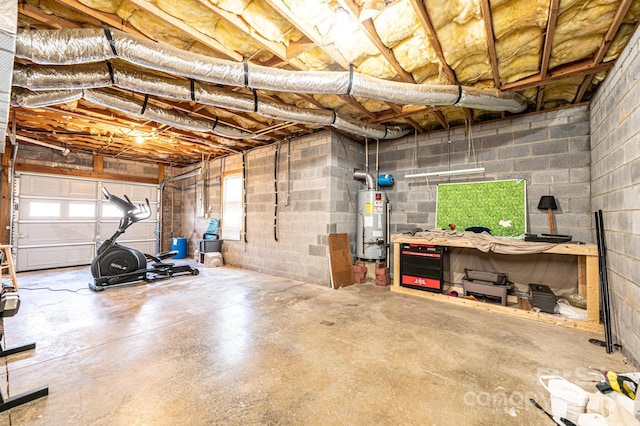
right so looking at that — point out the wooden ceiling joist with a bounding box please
[263,0,351,70]
[19,3,77,29]
[409,0,457,84]
[480,0,500,89]
[126,0,242,61]
[502,60,614,91]
[53,0,146,37]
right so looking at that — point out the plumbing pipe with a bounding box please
[353,170,375,190]
[14,134,70,155]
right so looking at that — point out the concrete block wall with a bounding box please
[102,156,160,178]
[16,144,93,170]
[179,131,364,285]
[375,105,593,242]
[329,133,367,256]
[15,145,161,180]
[590,25,640,368]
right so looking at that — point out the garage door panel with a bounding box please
[15,174,159,272]
[18,199,97,220]
[101,221,157,240]
[103,183,157,203]
[125,241,157,256]
[20,175,97,198]
[17,245,95,271]
[20,223,96,245]
[68,180,98,198]
[100,201,157,220]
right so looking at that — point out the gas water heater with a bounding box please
[354,171,388,261]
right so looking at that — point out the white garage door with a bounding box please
[13,173,159,272]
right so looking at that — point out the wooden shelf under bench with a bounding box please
[391,237,602,334]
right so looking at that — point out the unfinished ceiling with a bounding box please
[6,0,640,167]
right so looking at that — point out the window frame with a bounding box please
[221,170,243,241]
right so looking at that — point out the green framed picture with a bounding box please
[436,179,527,237]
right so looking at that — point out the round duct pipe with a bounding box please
[14,28,527,114]
[11,64,411,141]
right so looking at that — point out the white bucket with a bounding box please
[539,375,589,423]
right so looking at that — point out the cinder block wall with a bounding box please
[16,145,93,170]
[180,131,364,285]
[15,145,160,179]
[330,133,366,255]
[590,26,640,368]
[375,105,592,242]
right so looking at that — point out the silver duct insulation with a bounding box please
[0,2,17,152]
[15,28,528,114]
[11,87,270,141]
[12,63,410,140]
[11,88,83,108]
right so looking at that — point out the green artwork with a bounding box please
[436,179,527,237]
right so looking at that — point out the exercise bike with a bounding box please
[89,188,199,291]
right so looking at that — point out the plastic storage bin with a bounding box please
[539,375,589,423]
[171,237,188,259]
[199,239,221,253]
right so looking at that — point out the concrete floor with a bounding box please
[0,264,630,425]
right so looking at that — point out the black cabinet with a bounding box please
[399,243,449,293]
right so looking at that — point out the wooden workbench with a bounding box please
[391,236,602,333]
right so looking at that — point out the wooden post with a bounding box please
[158,164,164,184]
[93,155,103,174]
[0,148,13,244]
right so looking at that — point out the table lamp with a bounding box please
[537,195,558,234]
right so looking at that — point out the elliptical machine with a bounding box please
[89,188,199,291]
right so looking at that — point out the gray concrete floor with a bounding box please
[0,264,630,425]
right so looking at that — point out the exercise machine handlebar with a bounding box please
[102,187,151,223]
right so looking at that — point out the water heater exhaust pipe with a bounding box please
[353,170,375,190]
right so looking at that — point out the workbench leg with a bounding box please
[393,242,400,289]
[585,255,600,323]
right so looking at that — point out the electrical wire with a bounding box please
[274,141,280,241]
[19,286,92,294]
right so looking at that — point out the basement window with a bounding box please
[221,172,242,241]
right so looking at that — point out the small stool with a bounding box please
[203,252,224,268]
[0,245,18,291]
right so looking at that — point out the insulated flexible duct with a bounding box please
[14,28,527,113]
[11,87,270,141]
[12,63,410,140]
[0,2,17,152]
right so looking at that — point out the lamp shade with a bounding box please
[537,195,558,210]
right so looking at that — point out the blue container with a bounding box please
[378,174,394,187]
[171,237,188,259]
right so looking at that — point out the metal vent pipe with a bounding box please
[354,170,375,190]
